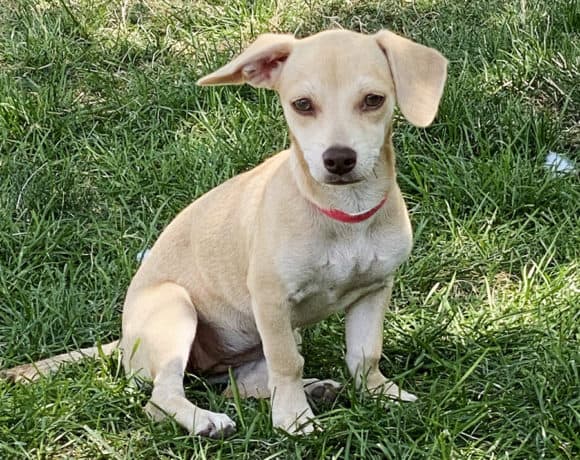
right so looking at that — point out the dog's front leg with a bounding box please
[345,278,417,402]
[251,294,315,434]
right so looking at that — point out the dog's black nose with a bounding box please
[322,146,357,175]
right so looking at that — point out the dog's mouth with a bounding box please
[323,177,364,186]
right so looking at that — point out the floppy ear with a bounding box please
[197,34,296,89]
[375,30,448,127]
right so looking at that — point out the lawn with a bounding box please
[0,0,578,458]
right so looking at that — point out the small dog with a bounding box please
[4,29,447,438]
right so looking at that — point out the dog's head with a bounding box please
[198,30,447,186]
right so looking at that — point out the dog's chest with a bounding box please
[281,227,411,326]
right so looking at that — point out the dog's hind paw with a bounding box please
[304,378,341,403]
[193,411,237,439]
[145,400,237,439]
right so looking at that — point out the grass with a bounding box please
[0,0,578,458]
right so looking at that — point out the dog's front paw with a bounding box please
[273,405,317,435]
[373,381,417,402]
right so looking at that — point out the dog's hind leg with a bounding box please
[122,282,236,438]
[223,357,341,403]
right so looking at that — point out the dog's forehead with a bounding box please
[279,31,391,94]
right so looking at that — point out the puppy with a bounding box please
[3,29,447,438]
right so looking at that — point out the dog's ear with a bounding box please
[375,30,447,127]
[197,34,296,89]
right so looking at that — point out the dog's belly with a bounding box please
[188,313,262,375]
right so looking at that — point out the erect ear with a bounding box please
[375,30,448,127]
[197,34,296,89]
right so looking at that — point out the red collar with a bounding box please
[312,196,387,223]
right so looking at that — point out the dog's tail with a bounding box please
[0,340,120,383]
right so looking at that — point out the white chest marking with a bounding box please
[280,227,411,327]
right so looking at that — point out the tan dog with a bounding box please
[3,29,447,438]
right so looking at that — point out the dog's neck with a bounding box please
[289,128,397,217]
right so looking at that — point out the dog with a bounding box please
[3,29,447,438]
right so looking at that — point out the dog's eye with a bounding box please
[292,98,314,114]
[362,94,385,111]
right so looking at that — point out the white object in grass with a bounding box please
[544,151,576,175]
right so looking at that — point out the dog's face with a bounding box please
[198,30,447,186]
[276,32,395,185]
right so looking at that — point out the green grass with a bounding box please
[1,0,578,458]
